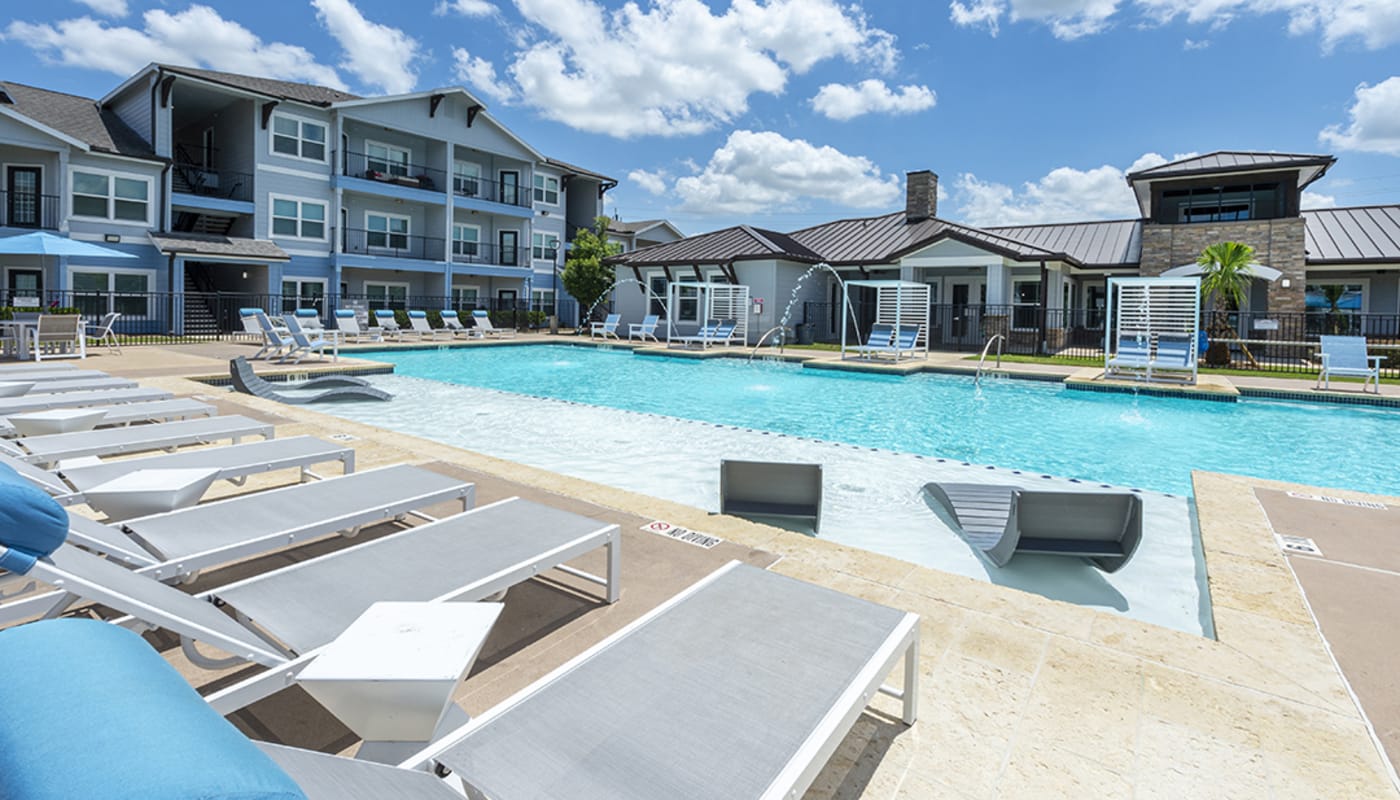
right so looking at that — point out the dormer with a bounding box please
[1126,151,1334,225]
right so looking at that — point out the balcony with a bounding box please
[0,190,60,230]
[449,241,526,268]
[339,227,446,263]
[450,175,532,210]
[336,150,448,199]
[172,162,254,204]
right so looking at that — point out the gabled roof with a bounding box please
[789,212,1066,265]
[984,219,1143,268]
[156,65,360,106]
[0,81,158,160]
[1304,206,1400,264]
[544,157,616,185]
[1126,151,1336,183]
[607,219,684,239]
[609,224,821,266]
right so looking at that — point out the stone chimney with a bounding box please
[905,170,938,224]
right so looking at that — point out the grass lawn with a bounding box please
[964,353,1399,385]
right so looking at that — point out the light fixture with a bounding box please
[1281,278,1291,288]
[103,234,120,243]
[241,271,249,280]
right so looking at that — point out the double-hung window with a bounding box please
[366,142,411,177]
[70,268,150,318]
[365,282,408,310]
[366,213,410,251]
[271,115,327,162]
[71,170,151,224]
[451,285,479,311]
[281,279,326,314]
[531,289,554,314]
[453,161,482,196]
[270,197,326,240]
[648,275,667,317]
[452,224,481,260]
[533,174,559,205]
[531,232,558,261]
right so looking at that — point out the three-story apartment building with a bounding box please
[0,64,613,332]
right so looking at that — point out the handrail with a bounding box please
[748,326,787,360]
[974,334,1006,385]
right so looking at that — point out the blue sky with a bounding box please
[2,0,1398,236]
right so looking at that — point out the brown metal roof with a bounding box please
[159,65,360,106]
[1127,151,1335,182]
[544,157,616,184]
[789,212,1065,265]
[609,225,821,266]
[984,219,1142,267]
[1304,206,1400,264]
[148,232,290,261]
[0,81,158,160]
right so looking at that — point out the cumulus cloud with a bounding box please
[628,169,669,195]
[1300,190,1337,209]
[811,79,936,121]
[468,0,899,137]
[673,130,901,214]
[4,6,345,88]
[435,0,496,15]
[74,0,128,17]
[953,0,1400,49]
[953,153,1190,226]
[451,48,516,102]
[1183,37,1209,49]
[1320,77,1400,156]
[312,0,419,94]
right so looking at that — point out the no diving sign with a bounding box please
[642,520,723,549]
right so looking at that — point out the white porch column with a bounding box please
[985,263,1011,305]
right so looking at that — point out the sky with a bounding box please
[2,0,1398,237]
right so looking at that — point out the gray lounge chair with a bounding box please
[55,435,355,494]
[922,482,1143,573]
[0,362,78,373]
[0,398,216,438]
[720,459,823,532]
[0,376,136,394]
[0,368,112,383]
[0,415,273,467]
[0,387,171,416]
[230,357,391,403]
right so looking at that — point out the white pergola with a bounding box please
[1105,276,1201,384]
[840,279,930,359]
[664,281,750,345]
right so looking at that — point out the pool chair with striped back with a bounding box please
[1148,333,1196,383]
[334,309,380,343]
[846,323,895,360]
[591,313,622,340]
[280,315,338,364]
[1106,331,1151,378]
[407,310,450,340]
[439,310,479,338]
[373,309,405,340]
[628,314,661,342]
[470,309,515,338]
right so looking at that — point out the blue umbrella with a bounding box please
[0,231,137,258]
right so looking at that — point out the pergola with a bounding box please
[664,281,750,345]
[1105,276,1201,384]
[840,279,930,359]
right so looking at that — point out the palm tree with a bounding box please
[1196,241,1260,367]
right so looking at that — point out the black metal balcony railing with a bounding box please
[449,240,524,267]
[450,174,532,209]
[337,150,449,194]
[0,190,61,230]
[338,227,447,262]
[172,161,254,203]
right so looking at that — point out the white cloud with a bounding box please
[1183,37,1210,49]
[950,0,1004,34]
[1301,190,1337,209]
[1320,77,1400,156]
[673,130,901,214]
[74,0,128,18]
[4,7,345,89]
[950,0,1120,39]
[474,0,900,137]
[451,48,516,102]
[434,0,496,15]
[628,169,669,195]
[811,79,936,121]
[953,152,1190,226]
[312,0,419,94]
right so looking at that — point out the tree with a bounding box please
[561,216,622,326]
[1320,284,1350,335]
[1196,241,1260,367]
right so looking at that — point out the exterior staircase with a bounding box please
[182,272,220,337]
[172,211,235,236]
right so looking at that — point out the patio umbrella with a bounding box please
[1160,261,1282,281]
[0,231,137,258]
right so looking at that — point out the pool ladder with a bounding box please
[974,335,1006,386]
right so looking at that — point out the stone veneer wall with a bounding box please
[1138,218,1308,313]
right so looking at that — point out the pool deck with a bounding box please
[14,340,1400,798]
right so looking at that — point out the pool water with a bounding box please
[367,345,1399,498]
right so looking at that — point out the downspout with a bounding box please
[1038,259,1049,354]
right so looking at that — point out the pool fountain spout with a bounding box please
[748,326,789,360]
[775,262,857,347]
[576,277,665,335]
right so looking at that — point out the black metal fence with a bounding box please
[801,301,1400,378]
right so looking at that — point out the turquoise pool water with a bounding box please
[367,345,1399,498]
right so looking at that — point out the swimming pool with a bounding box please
[362,344,1400,498]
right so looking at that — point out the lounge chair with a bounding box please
[0,414,274,468]
[0,362,77,373]
[334,309,380,343]
[280,314,339,364]
[0,387,173,416]
[1317,335,1383,393]
[1148,333,1196,383]
[0,376,136,394]
[922,482,1143,573]
[407,310,451,340]
[590,313,621,340]
[847,323,894,359]
[230,357,390,403]
[373,309,405,340]
[868,324,923,360]
[294,308,325,330]
[250,311,297,361]
[470,309,515,338]
[54,435,355,495]
[32,314,85,361]
[0,367,112,383]
[85,311,121,354]
[439,309,479,338]
[1106,332,1151,378]
[720,459,823,532]
[673,319,736,348]
[628,314,661,342]
[0,398,216,438]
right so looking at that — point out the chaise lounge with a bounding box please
[1317,335,1383,393]
[230,357,391,404]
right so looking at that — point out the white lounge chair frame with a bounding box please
[664,281,749,346]
[840,280,929,361]
[1104,276,1200,384]
[1316,335,1383,393]
[628,314,660,342]
[1,415,273,467]
[590,313,621,340]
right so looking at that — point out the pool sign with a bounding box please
[642,520,723,549]
[1253,319,1279,331]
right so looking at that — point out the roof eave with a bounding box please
[0,105,91,152]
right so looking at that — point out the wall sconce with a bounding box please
[241,271,249,280]
[1280,278,1291,288]
[104,234,121,243]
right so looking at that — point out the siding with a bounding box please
[106,83,153,148]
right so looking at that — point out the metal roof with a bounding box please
[148,232,290,261]
[543,157,616,184]
[0,81,158,160]
[789,212,1064,265]
[1127,151,1336,182]
[159,65,360,106]
[609,225,821,266]
[1303,206,1400,263]
[984,219,1143,267]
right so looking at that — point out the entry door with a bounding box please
[7,269,42,306]
[498,230,519,266]
[948,280,985,342]
[6,167,41,228]
[499,170,520,206]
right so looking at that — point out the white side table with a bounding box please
[298,601,503,763]
[8,408,109,436]
[0,381,35,398]
[82,467,220,521]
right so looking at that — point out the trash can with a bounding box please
[796,323,814,345]
[548,315,558,335]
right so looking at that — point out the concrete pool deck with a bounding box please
[9,340,1400,798]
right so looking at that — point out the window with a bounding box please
[71,170,151,224]
[70,268,150,318]
[453,161,482,196]
[1085,284,1106,328]
[270,196,327,240]
[452,224,480,259]
[1306,282,1366,334]
[451,285,479,311]
[533,174,559,205]
[648,275,667,317]
[271,115,327,162]
[366,141,411,177]
[1157,182,1284,224]
[281,279,326,314]
[365,282,408,310]
[531,289,554,314]
[678,284,699,323]
[1012,279,1040,330]
[532,232,559,261]
[366,213,410,251]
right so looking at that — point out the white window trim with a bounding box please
[533,173,560,206]
[1305,277,1370,314]
[268,112,329,165]
[452,283,481,294]
[66,265,155,319]
[497,227,521,266]
[364,139,412,175]
[363,280,411,307]
[67,166,154,227]
[268,193,329,242]
[452,222,482,256]
[3,266,44,298]
[280,276,328,312]
[365,211,412,252]
[531,231,559,263]
[498,170,522,205]
[1010,277,1042,332]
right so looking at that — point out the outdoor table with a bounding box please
[0,320,39,360]
[7,408,109,436]
[82,467,221,521]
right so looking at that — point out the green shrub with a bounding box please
[0,306,82,320]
